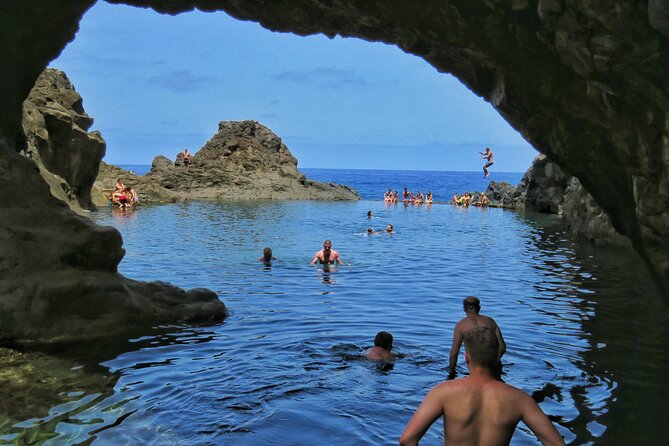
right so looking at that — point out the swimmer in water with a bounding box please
[258,247,277,263]
[400,327,565,446]
[365,331,394,361]
[311,240,343,265]
[386,224,395,233]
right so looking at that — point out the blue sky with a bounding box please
[50,1,537,172]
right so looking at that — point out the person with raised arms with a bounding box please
[311,240,344,265]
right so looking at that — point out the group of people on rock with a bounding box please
[451,191,488,207]
[383,187,433,205]
[112,178,138,208]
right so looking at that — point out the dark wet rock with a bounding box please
[484,181,525,209]
[0,149,227,344]
[562,177,630,246]
[21,68,105,212]
[95,121,359,202]
[457,155,625,246]
[521,155,569,214]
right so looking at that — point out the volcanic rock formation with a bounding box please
[94,121,359,203]
[476,154,629,246]
[1,1,669,339]
[22,68,104,212]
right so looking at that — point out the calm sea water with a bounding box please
[2,169,667,445]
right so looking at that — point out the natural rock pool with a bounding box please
[2,200,667,445]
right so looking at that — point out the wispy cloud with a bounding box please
[273,68,369,88]
[147,70,215,92]
[260,112,278,119]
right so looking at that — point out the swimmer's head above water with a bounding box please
[374,331,393,351]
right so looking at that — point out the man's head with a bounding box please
[485,147,491,152]
[374,331,393,351]
[367,228,374,233]
[463,296,481,314]
[263,247,273,260]
[386,224,394,232]
[464,327,499,369]
[323,240,332,251]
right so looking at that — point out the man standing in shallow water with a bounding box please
[311,240,343,265]
[400,327,565,446]
[449,296,506,377]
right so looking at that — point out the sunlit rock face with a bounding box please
[22,68,105,212]
[109,120,358,202]
[1,1,669,294]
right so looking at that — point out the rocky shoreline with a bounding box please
[455,154,630,247]
[93,120,359,205]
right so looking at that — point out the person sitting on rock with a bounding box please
[474,192,489,207]
[182,148,191,166]
[112,188,129,208]
[115,178,125,193]
[124,186,138,206]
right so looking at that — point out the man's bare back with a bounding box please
[401,373,564,446]
[401,327,564,446]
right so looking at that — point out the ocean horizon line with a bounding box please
[114,163,526,175]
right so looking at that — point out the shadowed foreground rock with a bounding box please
[0,148,227,344]
[95,120,359,203]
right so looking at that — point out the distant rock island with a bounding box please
[94,120,359,204]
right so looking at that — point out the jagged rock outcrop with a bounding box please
[522,155,570,214]
[562,177,630,245]
[94,121,359,202]
[477,154,629,246]
[22,68,104,212]
[2,1,669,299]
[0,146,227,344]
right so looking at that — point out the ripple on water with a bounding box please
[5,200,667,445]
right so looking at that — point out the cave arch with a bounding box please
[2,0,669,342]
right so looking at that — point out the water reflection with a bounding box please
[5,201,666,444]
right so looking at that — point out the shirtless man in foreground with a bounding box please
[310,240,343,265]
[449,296,506,377]
[400,327,565,446]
